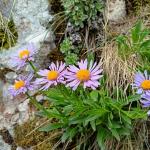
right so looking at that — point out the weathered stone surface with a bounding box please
[0,0,13,18]
[105,0,126,22]
[36,94,44,102]
[5,72,17,83]
[0,136,11,150]
[0,0,54,129]
[0,0,55,71]
[0,1,54,148]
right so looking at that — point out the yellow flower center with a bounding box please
[76,69,90,81]
[19,49,30,59]
[47,71,59,80]
[14,80,25,90]
[141,80,150,90]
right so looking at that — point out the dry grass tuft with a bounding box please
[0,12,18,50]
[101,42,139,94]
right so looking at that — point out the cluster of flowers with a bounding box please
[9,44,103,96]
[8,43,150,112]
[133,71,150,108]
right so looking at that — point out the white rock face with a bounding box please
[0,0,54,128]
[0,1,54,148]
[105,0,126,22]
[13,0,52,44]
[0,0,55,70]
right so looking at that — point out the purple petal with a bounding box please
[37,69,49,76]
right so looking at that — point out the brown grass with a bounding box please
[101,41,139,95]
[14,117,61,150]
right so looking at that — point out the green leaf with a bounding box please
[90,120,96,131]
[61,127,78,142]
[63,105,73,114]
[62,131,69,143]
[123,109,147,119]
[68,127,78,140]
[131,21,142,43]
[87,52,95,65]
[121,113,131,125]
[116,35,129,50]
[139,29,150,42]
[97,128,108,150]
[84,108,108,126]
[39,123,63,132]
[119,95,141,106]
[110,128,120,141]
[140,40,150,50]
[90,90,99,101]
[108,119,121,129]
[45,88,64,101]
[118,127,131,136]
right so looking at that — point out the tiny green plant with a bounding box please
[61,0,103,28]
[116,20,150,73]
[116,21,150,62]
[60,37,79,65]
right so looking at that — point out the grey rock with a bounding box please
[0,1,55,144]
[0,136,11,150]
[16,147,30,150]
[17,99,29,112]
[11,113,19,124]
[5,72,17,83]
[36,95,44,102]
[105,0,126,22]
[0,0,13,18]
[0,0,55,71]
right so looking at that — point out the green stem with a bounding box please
[28,61,38,74]
[26,92,50,116]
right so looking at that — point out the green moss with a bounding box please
[0,17,18,50]
[14,117,60,150]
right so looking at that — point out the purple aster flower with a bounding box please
[65,59,103,90]
[132,70,150,95]
[10,43,37,70]
[9,74,34,96]
[34,61,66,90]
[141,93,150,107]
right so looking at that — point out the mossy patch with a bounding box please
[0,16,18,50]
[14,117,60,150]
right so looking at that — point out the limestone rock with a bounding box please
[5,72,17,84]
[0,136,11,150]
[105,0,126,22]
[0,0,13,18]
[0,0,55,71]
